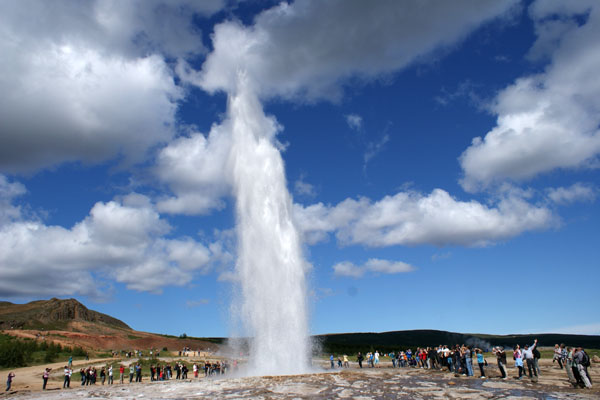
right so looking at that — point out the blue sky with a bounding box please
[1,0,599,338]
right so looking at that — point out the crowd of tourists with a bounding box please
[550,343,594,389]
[329,339,593,389]
[32,359,234,391]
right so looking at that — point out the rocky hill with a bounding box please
[0,298,130,330]
[0,298,220,353]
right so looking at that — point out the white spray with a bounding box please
[227,75,310,375]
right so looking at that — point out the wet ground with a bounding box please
[3,366,598,399]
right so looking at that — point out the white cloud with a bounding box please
[345,114,363,131]
[155,123,234,215]
[196,0,519,101]
[459,1,600,191]
[363,259,415,274]
[294,188,554,247]
[0,0,226,173]
[332,262,364,278]
[333,258,415,278]
[0,187,221,298]
[294,174,317,198]
[546,183,597,205]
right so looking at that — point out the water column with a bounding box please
[227,75,310,375]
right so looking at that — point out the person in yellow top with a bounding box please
[343,354,349,368]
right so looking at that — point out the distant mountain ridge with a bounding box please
[0,298,130,330]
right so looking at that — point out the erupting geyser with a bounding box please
[228,75,311,375]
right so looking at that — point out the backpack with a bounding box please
[581,351,590,367]
[533,348,541,359]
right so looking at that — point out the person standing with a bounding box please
[6,372,15,392]
[42,368,51,390]
[514,345,524,379]
[129,364,134,383]
[521,340,538,380]
[493,347,507,379]
[463,346,474,377]
[357,352,364,368]
[330,354,335,369]
[100,367,106,385]
[63,366,71,388]
[119,365,125,384]
[374,350,380,368]
[444,346,452,372]
[560,344,568,371]
[574,347,593,388]
[532,345,541,376]
[108,365,113,385]
[182,364,188,379]
[475,349,486,378]
[135,363,142,382]
[565,347,577,385]
[553,344,563,369]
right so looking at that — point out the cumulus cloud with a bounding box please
[93,0,225,58]
[196,0,518,100]
[295,188,554,247]
[0,0,225,173]
[155,123,234,215]
[546,183,597,205]
[333,259,415,278]
[459,1,600,191]
[0,187,223,298]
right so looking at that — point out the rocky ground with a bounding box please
[2,359,598,399]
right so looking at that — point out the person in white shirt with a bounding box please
[521,339,538,379]
[63,366,71,388]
